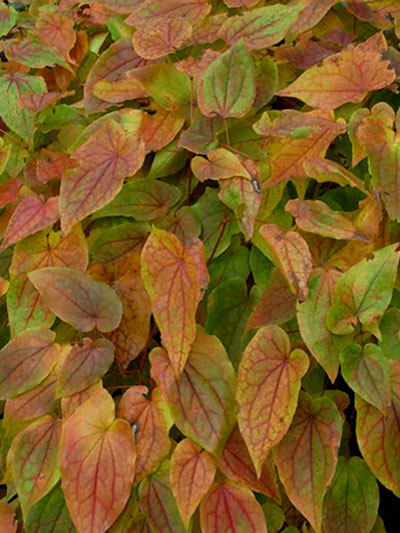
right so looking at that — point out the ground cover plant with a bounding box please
[1,0,400,531]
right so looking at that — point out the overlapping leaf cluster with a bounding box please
[0,0,400,531]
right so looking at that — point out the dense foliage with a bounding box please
[0,0,400,531]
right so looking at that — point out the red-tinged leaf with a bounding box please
[19,91,73,112]
[200,481,267,533]
[141,227,208,375]
[28,267,122,333]
[340,343,390,414]
[33,11,76,63]
[89,0,143,13]
[150,328,237,455]
[126,0,211,28]
[303,157,367,192]
[247,268,296,330]
[0,178,22,209]
[170,439,216,527]
[219,4,303,50]
[274,32,337,70]
[327,244,399,336]
[0,196,59,251]
[84,38,147,113]
[254,110,346,187]
[11,416,62,517]
[259,224,313,301]
[24,483,75,533]
[219,177,261,239]
[277,33,395,109]
[61,382,103,419]
[191,148,251,182]
[60,388,136,533]
[190,13,228,45]
[223,0,260,6]
[0,4,17,38]
[139,460,186,533]
[59,120,145,233]
[346,0,400,29]
[274,393,343,533]
[92,77,148,104]
[0,329,59,400]
[219,425,280,501]
[36,150,75,184]
[133,18,192,60]
[237,325,309,476]
[290,0,338,34]
[57,338,114,398]
[4,370,58,427]
[297,269,350,383]
[5,36,69,69]
[118,386,171,484]
[197,41,255,118]
[322,456,379,533]
[139,105,185,153]
[356,360,400,497]
[0,502,17,533]
[286,199,369,241]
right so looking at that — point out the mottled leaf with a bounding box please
[133,18,192,60]
[19,91,73,112]
[139,105,185,153]
[33,11,76,62]
[90,222,148,264]
[191,148,250,182]
[0,502,17,533]
[219,177,261,239]
[25,483,75,533]
[0,4,17,38]
[126,0,211,28]
[6,36,69,69]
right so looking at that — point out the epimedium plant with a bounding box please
[0,0,399,531]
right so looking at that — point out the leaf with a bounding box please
[126,0,211,28]
[60,387,136,533]
[33,11,76,62]
[0,73,46,141]
[0,4,17,38]
[139,460,186,533]
[141,227,208,375]
[277,33,395,109]
[93,179,181,221]
[133,18,192,60]
[303,157,367,192]
[259,224,313,301]
[25,483,75,533]
[237,325,309,476]
[57,338,114,398]
[219,425,280,501]
[286,199,369,241]
[150,328,237,455]
[340,343,390,414]
[191,148,251,182]
[0,329,59,400]
[19,91,74,112]
[197,41,255,118]
[322,456,379,533]
[274,393,343,533]
[90,222,148,264]
[6,36,69,69]
[219,177,261,239]
[356,360,400,497]
[92,77,148,104]
[0,502,17,533]
[139,105,185,153]
[170,439,216,527]
[327,244,400,336]
[11,416,62,517]
[61,382,103,420]
[0,196,59,251]
[59,120,145,233]
[219,4,302,49]
[297,269,350,383]
[200,481,267,533]
[291,0,338,34]
[28,267,122,333]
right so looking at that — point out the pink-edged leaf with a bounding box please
[0,329,59,400]
[133,18,192,60]
[126,0,211,28]
[60,119,145,234]
[0,196,59,251]
[60,387,136,533]
[150,328,237,456]
[0,178,22,209]
[274,392,343,533]
[356,360,400,497]
[170,438,216,527]
[200,481,267,533]
[11,416,62,517]
[139,460,186,533]
[36,150,75,184]
[141,227,208,375]
[19,91,73,112]
[0,502,17,533]
[237,325,309,476]
[219,425,280,501]
[28,267,122,333]
[57,338,114,398]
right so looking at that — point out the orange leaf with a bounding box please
[290,0,338,34]
[92,78,148,104]
[150,328,236,455]
[133,18,192,60]
[60,387,136,533]
[28,267,122,333]
[36,150,75,184]
[0,502,17,533]
[61,382,103,419]
[191,148,251,182]
[33,11,76,62]
[0,178,22,209]
[139,104,185,153]
[170,438,216,526]
[274,393,342,533]
[0,329,59,400]
[237,325,309,476]
[219,426,280,501]
[19,91,73,112]
[277,33,395,109]
[141,227,208,375]
[59,119,145,233]
[0,196,59,251]
[259,224,312,301]
[126,0,211,28]
[11,416,62,517]
[303,156,367,192]
[200,481,267,533]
